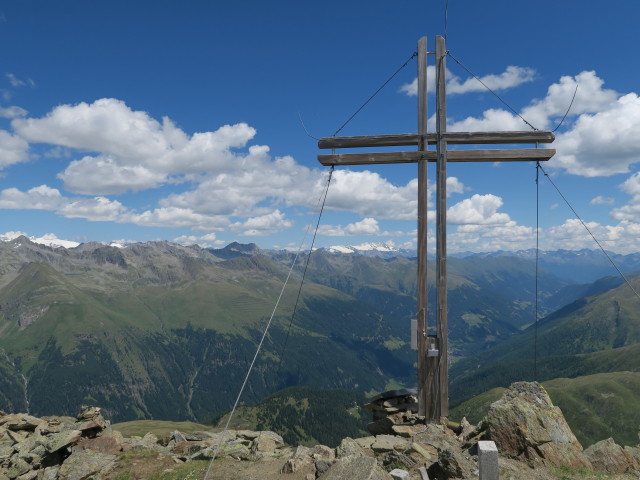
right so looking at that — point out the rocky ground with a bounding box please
[1,382,640,479]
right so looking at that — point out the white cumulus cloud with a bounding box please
[446,176,465,196]
[0,130,29,168]
[1,96,474,237]
[448,66,536,95]
[611,173,640,221]
[400,65,535,96]
[590,195,614,205]
[231,210,293,236]
[447,194,511,225]
[5,73,35,88]
[0,106,27,119]
[553,92,640,176]
[173,233,222,247]
[543,218,639,252]
[448,109,525,132]
[0,230,29,241]
[449,221,535,252]
[59,155,167,195]
[318,217,381,236]
[437,70,640,178]
[0,185,63,210]
[325,170,418,220]
[12,98,259,194]
[521,71,617,130]
[57,196,128,221]
[128,207,228,230]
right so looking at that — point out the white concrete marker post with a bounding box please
[478,441,499,480]
[389,468,410,480]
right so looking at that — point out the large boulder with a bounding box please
[336,437,368,459]
[472,382,591,469]
[318,455,391,480]
[428,448,477,480]
[57,449,117,480]
[0,415,44,432]
[74,428,124,454]
[281,444,336,476]
[371,435,410,454]
[413,423,459,453]
[584,438,636,474]
[281,445,316,475]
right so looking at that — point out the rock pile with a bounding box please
[363,389,425,435]
[0,406,290,479]
[167,428,285,462]
[274,420,477,480]
[3,382,640,479]
[0,406,119,480]
[364,389,420,437]
[364,389,419,421]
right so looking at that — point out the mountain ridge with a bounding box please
[0,238,418,422]
[0,236,637,435]
[449,272,640,409]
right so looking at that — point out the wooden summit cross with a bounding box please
[317,36,555,422]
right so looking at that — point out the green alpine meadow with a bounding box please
[1,236,640,449]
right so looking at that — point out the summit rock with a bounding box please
[469,382,591,469]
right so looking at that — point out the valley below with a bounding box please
[0,236,639,455]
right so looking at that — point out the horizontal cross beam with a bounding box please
[318,148,555,166]
[318,131,555,149]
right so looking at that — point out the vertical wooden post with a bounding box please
[435,35,449,418]
[416,36,428,417]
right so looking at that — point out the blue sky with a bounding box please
[1,0,640,253]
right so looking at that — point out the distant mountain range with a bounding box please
[0,236,427,423]
[4,234,637,285]
[323,241,640,284]
[462,248,640,284]
[0,237,560,419]
[1,235,639,447]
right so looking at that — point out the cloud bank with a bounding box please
[1,66,640,253]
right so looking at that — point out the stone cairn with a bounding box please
[0,406,120,480]
[0,405,287,480]
[363,388,421,436]
[364,389,419,419]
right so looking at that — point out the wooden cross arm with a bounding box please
[318,131,555,149]
[318,148,555,166]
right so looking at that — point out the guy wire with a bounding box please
[332,52,417,137]
[552,83,579,132]
[538,163,640,303]
[446,50,538,131]
[444,0,449,42]
[203,166,335,480]
[276,166,335,373]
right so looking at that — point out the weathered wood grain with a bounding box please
[317,131,555,149]
[318,148,555,165]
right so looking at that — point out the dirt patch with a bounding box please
[103,452,310,480]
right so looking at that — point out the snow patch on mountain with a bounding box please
[326,241,396,253]
[324,241,416,257]
[0,231,80,249]
[0,231,132,250]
